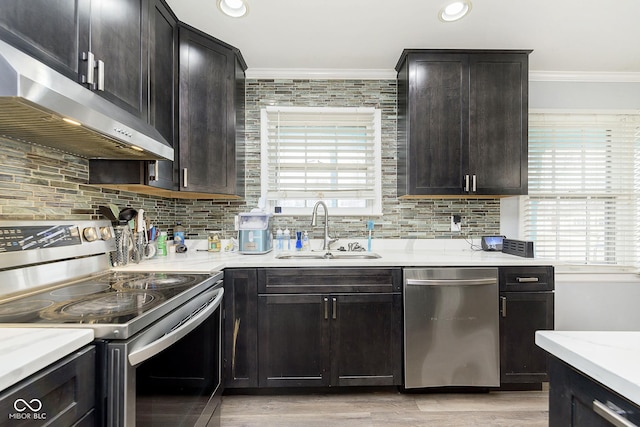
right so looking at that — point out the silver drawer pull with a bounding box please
[593,400,637,427]
[516,277,539,283]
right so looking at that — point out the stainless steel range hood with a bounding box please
[0,40,173,160]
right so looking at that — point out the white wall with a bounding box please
[555,273,640,331]
[529,80,640,111]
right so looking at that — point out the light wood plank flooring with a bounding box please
[220,388,549,426]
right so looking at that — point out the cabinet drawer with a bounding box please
[549,356,640,426]
[0,346,95,425]
[500,266,554,292]
[258,268,401,294]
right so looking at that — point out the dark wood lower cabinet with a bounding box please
[223,269,258,388]
[224,267,402,390]
[330,293,402,387]
[258,292,402,388]
[0,346,95,426]
[549,356,640,426]
[258,294,329,387]
[500,291,554,384]
[499,266,555,387]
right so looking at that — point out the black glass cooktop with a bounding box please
[0,272,214,325]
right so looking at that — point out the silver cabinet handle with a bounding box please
[593,400,638,427]
[149,161,159,182]
[472,174,477,192]
[464,174,470,192]
[406,278,497,286]
[516,277,540,283]
[183,168,188,188]
[84,51,95,86]
[96,59,105,91]
[501,296,507,317]
[323,297,329,320]
[332,297,337,320]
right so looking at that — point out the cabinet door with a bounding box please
[258,294,330,387]
[178,27,237,194]
[331,293,402,386]
[500,291,554,384]
[224,269,258,388]
[469,53,528,195]
[148,0,177,146]
[407,53,468,195]
[88,0,147,118]
[0,0,89,80]
[145,0,178,190]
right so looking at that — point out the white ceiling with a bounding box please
[166,0,640,78]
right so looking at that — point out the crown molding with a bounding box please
[245,68,397,80]
[530,71,640,83]
[245,68,640,83]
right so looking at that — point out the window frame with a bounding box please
[260,106,383,216]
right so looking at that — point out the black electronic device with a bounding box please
[481,235,505,251]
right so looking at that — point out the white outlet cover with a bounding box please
[450,216,461,232]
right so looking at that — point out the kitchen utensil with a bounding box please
[99,205,118,223]
[108,204,120,220]
[118,208,138,222]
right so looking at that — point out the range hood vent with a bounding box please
[0,40,173,160]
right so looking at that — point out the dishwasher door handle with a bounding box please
[406,278,497,286]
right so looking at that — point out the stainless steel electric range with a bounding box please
[0,220,224,427]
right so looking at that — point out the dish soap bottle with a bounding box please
[157,231,168,256]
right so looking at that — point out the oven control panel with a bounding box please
[0,220,115,272]
[0,225,82,252]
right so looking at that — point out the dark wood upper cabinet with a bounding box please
[0,0,87,79]
[148,0,177,146]
[86,0,148,118]
[89,11,247,198]
[0,0,148,119]
[177,24,245,196]
[396,49,531,196]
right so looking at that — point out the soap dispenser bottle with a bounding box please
[283,227,291,251]
[302,231,310,251]
[275,228,283,252]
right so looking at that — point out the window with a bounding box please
[524,112,640,265]
[261,106,382,216]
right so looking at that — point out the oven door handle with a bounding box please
[128,288,224,366]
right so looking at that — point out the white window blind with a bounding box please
[260,106,382,215]
[524,112,640,265]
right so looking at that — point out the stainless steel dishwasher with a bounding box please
[404,268,500,388]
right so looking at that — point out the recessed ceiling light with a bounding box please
[218,0,248,18]
[439,0,472,22]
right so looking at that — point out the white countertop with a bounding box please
[0,328,94,392]
[116,238,555,273]
[536,331,640,405]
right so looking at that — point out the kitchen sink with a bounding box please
[276,252,381,260]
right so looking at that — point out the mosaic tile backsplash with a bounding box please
[0,79,500,240]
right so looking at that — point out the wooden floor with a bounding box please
[220,387,549,426]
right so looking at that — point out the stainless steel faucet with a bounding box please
[311,201,337,251]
